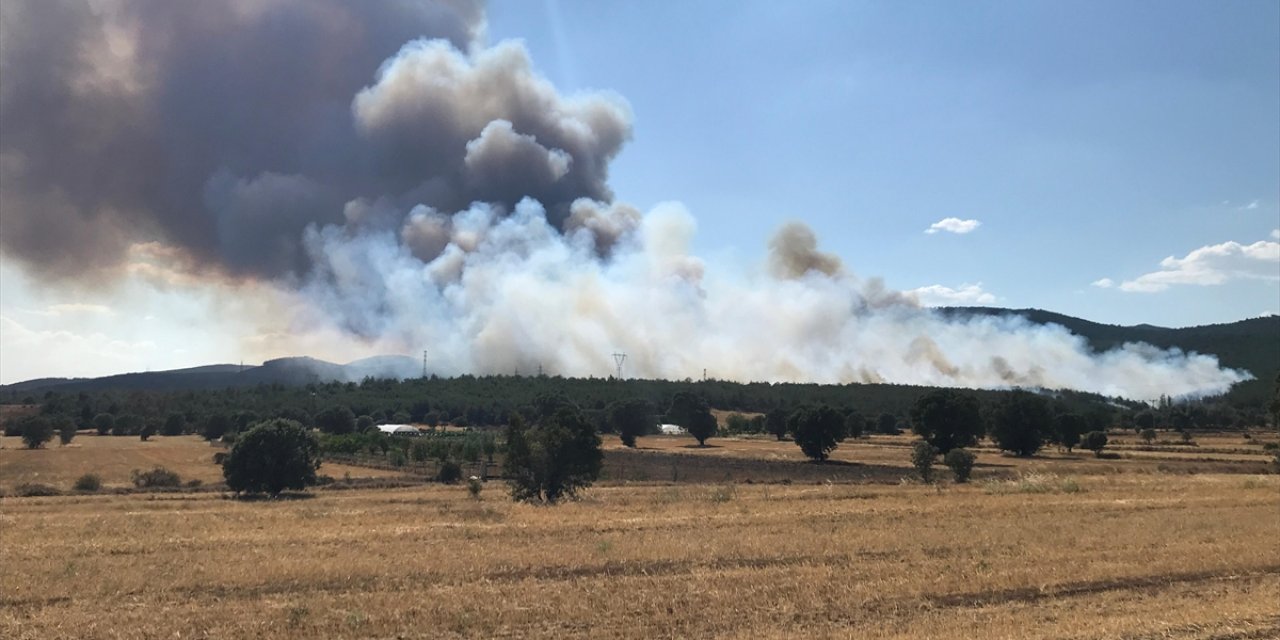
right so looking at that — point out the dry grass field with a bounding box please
[3,474,1278,639]
[0,435,406,490]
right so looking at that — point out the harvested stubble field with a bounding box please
[3,473,1279,639]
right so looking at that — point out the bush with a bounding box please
[1081,431,1109,457]
[1139,428,1156,444]
[139,422,156,441]
[222,419,321,496]
[162,413,186,436]
[132,466,182,488]
[467,475,483,499]
[93,413,115,436]
[19,416,54,449]
[943,448,977,483]
[911,441,939,482]
[57,418,77,446]
[389,449,407,467]
[14,482,62,497]
[202,414,231,441]
[73,473,103,492]
[438,460,463,484]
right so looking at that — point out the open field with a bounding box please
[0,435,407,491]
[3,474,1278,639]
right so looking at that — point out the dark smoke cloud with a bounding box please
[0,0,628,281]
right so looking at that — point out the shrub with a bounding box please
[389,449,407,467]
[911,441,939,482]
[162,413,186,436]
[139,422,156,441]
[19,416,54,449]
[202,414,231,441]
[1139,428,1156,444]
[132,466,182,488]
[1081,431,1109,457]
[73,473,103,492]
[438,460,463,484]
[14,482,62,497]
[212,452,228,465]
[222,419,321,496]
[1262,442,1279,452]
[93,413,115,436]
[943,448,977,483]
[467,475,483,499]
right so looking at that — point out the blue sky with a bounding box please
[488,0,1280,326]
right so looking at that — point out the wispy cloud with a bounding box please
[1091,278,1115,289]
[908,283,996,306]
[925,218,981,235]
[1238,199,1260,211]
[1271,229,1279,240]
[1109,237,1280,293]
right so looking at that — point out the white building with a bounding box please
[375,424,421,436]
[658,424,685,435]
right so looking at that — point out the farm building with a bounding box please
[375,424,421,436]
[658,424,685,435]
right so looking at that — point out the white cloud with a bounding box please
[1271,228,1279,240]
[908,283,996,306]
[1091,278,1114,289]
[925,217,981,235]
[1239,199,1260,211]
[1117,238,1280,293]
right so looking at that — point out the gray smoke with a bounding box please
[0,1,1251,400]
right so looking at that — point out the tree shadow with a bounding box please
[680,444,723,449]
[224,491,316,502]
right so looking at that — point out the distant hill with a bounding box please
[3,310,1275,404]
[1,355,419,395]
[939,308,1279,405]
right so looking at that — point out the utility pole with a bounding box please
[702,368,707,382]
[612,352,627,379]
[538,363,543,377]
[422,350,428,378]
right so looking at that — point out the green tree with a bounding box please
[876,413,901,435]
[56,416,77,445]
[504,409,602,504]
[765,408,789,441]
[1081,431,1109,457]
[92,413,114,436]
[989,391,1051,457]
[20,416,54,449]
[667,392,717,447]
[910,390,984,454]
[1139,428,1156,444]
[1052,412,1086,452]
[162,413,186,436]
[222,419,321,496]
[139,421,156,441]
[787,405,846,462]
[315,405,356,435]
[607,398,653,448]
[1135,410,1156,432]
[202,413,232,441]
[911,441,938,482]
[843,410,865,440]
[943,448,976,483]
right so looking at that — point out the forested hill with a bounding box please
[939,308,1279,405]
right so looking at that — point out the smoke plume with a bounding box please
[0,1,1249,400]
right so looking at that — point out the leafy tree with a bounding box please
[843,410,865,439]
[1135,410,1156,432]
[1139,428,1156,444]
[910,390,984,454]
[876,413,901,435]
[20,416,54,449]
[222,419,321,496]
[162,413,186,436]
[607,398,653,448]
[724,413,751,435]
[989,391,1051,457]
[504,409,602,504]
[139,421,156,441]
[1081,431,1109,457]
[356,415,375,432]
[93,413,114,436]
[202,413,232,441]
[911,441,938,482]
[787,405,846,462]
[56,416,77,445]
[112,414,142,436]
[667,392,717,446]
[1052,412,1086,452]
[315,405,356,434]
[943,448,976,483]
[765,408,789,441]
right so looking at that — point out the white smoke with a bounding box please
[289,198,1248,401]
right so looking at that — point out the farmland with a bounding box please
[2,431,1279,639]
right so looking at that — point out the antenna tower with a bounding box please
[422,350,428,378]
[612,352,627,379]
